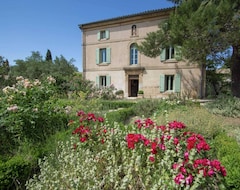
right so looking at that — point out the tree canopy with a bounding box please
[11,51,78,79]
[138,0,240,97]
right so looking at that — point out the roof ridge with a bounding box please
[79,7,174,28]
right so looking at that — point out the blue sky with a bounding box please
[0,0,174,71]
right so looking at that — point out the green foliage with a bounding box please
[139,1,240,97]
[0,76,69,155]
[45,49,52,62]
[26,112,227,189]
[205,96,240,118]
[99,100,136,111]
[213,133,240,189]
[105,107,135,125]
[115,90,124,95]
[11,51,78,80]
[0,155,32,189]
[132,99,182,118]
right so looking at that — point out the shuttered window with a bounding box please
[96,75,111,87]
[160,46,182,61]
[96,48,111,64]
[97,30,110,40]
[160,74,181,92]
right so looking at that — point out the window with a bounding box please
[130,43,138,65]
[100,48,107,63]
[160,74,181,92]
[160,46,181,61]
[131,25,137,36]
[165,75,174,91]
[97,30,110,40]
[100,76,107,87]
[100,31,106,39]
[166,47,175,59]
[96,48,111,64]
[96,75,111,87]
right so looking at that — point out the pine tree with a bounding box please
[139,0,240,97]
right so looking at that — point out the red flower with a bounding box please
[149,155,155,162]
[169,121,186,129]
[97,117,104,122]
[151,141,158,154]
[80,137,87,142]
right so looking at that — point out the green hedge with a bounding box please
[213,133,240,189]
[0,155,33,189]
[100,100,136,111]
[105,107,135,125]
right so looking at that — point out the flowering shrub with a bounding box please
[26,111,226,189]
[0,76,68,154]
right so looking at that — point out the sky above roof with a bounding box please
[0,0,174,71]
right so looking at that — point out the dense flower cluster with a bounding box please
[71,110,107,145]
[126,118,226,187]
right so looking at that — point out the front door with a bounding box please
[128,75,139,97]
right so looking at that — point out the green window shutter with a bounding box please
[97,32,100,40]
[106,75,111,86]
[106,30,110,39]
[160,48,166,61]
[96,76,100,88]
[160,74,165,92]
[174,46,182,61]
[174,73,181,92]
[96,48,100,64]
[106,48,111,63]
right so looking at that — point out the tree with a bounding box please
[46,49,53,62]
[0,56,10,76]
[138,0,240,97]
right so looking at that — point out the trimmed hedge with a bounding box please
[99,100,136,111]
[213,133,240,189]
[0,155,33,189]
[105,107,135,125]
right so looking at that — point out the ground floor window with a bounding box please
[96,75,111,88]
[165,75,174,91]
[160,74,181,92]
[99,76,107,87]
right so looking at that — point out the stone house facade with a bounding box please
[79,8,205,99]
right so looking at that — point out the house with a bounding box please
[79,8,205,99]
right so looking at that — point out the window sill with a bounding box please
[162,59,178,63]
[98,63,110,66]
[98,38,109,41]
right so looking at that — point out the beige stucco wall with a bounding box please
[80,9,203,99]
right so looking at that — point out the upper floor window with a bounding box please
[100,48,107,62]
[97,30,110,40]
[96,48,111,64]
[131,25,137,36]
[130,43,138,65]
[160,46,182,61]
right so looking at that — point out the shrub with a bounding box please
[0,155,32,189]
[205,96,240,118]
[0,76,69,151]
[213,133,240,189]
[106,107,135,125]
[99,100,135,111]
[115,90,124,95]
[26,111,227,189]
